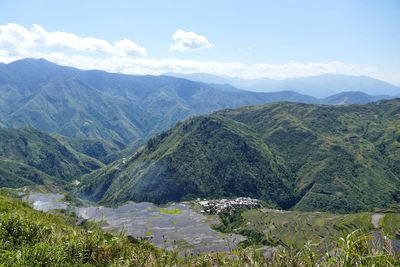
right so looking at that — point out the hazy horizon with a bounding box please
[1,0,399,85]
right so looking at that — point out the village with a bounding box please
[197,197,261,214]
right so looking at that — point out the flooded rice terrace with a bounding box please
[25,192,245,253]
[24,192,68,212]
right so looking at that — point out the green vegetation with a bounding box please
[159,208,183,215]
[53,135,124,164]
[0,127,103,188]
[221,99,400,212]
[144,230,153,237]
[215,209,397,250]
[80,99,400,212]
[0,190,399,266]
[0,58,319,146]
[80,116,296,207]
[382,213,400,235]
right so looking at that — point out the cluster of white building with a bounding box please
[198,197,261,214]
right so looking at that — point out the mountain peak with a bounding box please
[9,57,57,67]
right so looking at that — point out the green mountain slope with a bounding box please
[51,134,124,163]
[219,99,400,212]
[0,58,319,146]
[81,116,296,207]
[80,99,400,212]
[0,127,103,187]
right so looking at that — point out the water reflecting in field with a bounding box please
[25,192,245,253]
[24,192,67,212]
[76,202,244,253]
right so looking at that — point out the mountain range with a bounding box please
[1,58,399,213]
[0,58,318,146]
[79,99,400,212]
[0,58,397,148]
[166,72,400,98]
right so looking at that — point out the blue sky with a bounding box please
[1,0,399,83]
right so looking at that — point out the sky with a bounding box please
[0,0,399,84]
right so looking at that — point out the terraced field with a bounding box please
[22,191,400,255]
[217,208,400,251]
[24,192,245,254]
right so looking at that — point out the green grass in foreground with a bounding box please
[0,190,399,266]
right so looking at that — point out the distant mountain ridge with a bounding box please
[0,58,397,149]
[322,91,395,105]
[0,58,318,145]
[79,99,400,212]
[166,72,400,98]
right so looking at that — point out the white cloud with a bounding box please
[170,29,213,52]
[24,54,385,81]
[0,23,146,58]
[0,23,397,85]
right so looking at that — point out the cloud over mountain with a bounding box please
[0,23,146,58]
[0,23,396,84]
[170,29,213,52]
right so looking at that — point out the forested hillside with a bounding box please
[80,99,400,212]
[0,127,103,188]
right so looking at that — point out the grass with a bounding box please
[0,190,399,266]
[159,208,183,215]
[215,208,400,252]
[382,213,400,236]
[145,230,153,237]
